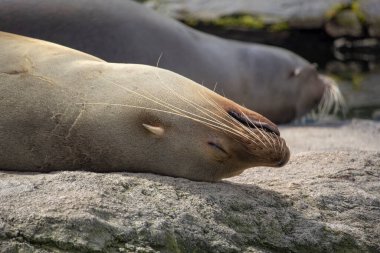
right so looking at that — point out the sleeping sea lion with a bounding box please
[0,0,343,124]
[0,32,290,182]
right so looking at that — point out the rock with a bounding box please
[372,109,380,120]
[1,120,380,252]
[333,38,380,62]
[334,66,380,118]
[144,0,351,29]
[360,0,380,37]
[281,119,380,154]
[325,10,363,37]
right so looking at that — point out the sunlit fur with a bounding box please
[83,70,290,179]
[0,32,290,181]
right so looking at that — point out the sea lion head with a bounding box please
[289,65,344,121]
[292,64,326,118]
[240,46,343,123]
[196,94,291,180]
[95,65,290,182]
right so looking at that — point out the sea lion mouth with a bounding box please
[277,151,290,167]
[227,110,280,136]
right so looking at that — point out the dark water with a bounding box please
[191,24,380,120]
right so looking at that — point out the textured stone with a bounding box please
[325,10,363,37]
[145,0,351,29]
[360,0,380,37]
[1,120,379,252]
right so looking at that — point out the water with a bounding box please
[191,24,380,121]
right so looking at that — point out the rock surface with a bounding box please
[144,0,351,28]
[143,0,380,38]
[325,10,363,37]
[1,120,380,253]
[281,119,380,153]
[336,67,380,120]
[360,0,380,37]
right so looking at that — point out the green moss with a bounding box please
[329,72,364,90]
[352,73,364,90]
[269,22,289,32]
[325,1,366,24]
[325,3,346,20]
[212,14,265,29]
[335,10,360,27]
[183,17,199,27]
[351,1,366,23]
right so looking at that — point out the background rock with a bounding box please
[360,0,380,37]
[330,66,380,120]
[1,120,379,252]
[143,0,352,29]
[142,0,380,39]
[281,119,380,153]
[325,10,363,37]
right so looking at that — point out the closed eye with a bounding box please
[208,141,228,155]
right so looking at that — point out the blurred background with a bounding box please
[138,0,380,121]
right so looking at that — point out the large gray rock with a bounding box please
[326,65,380,119]
[360,0,380,37]
[325,10,363,37]
[145,0,380,38]
[281,119,380,153]
[145,0,351,28]
[1,120,379,252]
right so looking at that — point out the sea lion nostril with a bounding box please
[259,123,280,136]
[227,110,280,136]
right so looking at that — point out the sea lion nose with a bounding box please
[252,120,280,136]
[227,109,280,136]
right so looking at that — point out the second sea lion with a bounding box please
[0,0,343,123]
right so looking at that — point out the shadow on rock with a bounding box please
[0,151,378,253]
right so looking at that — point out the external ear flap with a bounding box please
[290,63,318,78]
[142,123,165,137]
[292,67,302,77]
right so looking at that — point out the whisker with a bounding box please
[81,102,248,138]
[238,110,271,149]
[197,90,257,142]
[150,67,252,140]
[95,68,281,154]
[98,75,234,133]
[156,52,163,67]
[213,82,218,92]
[304,75,346,122]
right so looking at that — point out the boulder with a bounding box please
[325,10,363,37]
[1,120,379,252]
[145,0,351,29]
[360,0,380,37]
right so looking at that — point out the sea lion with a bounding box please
[0,0,343,124]
[0,32,290,182]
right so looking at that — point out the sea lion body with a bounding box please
[0,0,336,123]
[0,32,289,181]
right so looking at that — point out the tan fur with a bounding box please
[0,32,289,181]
